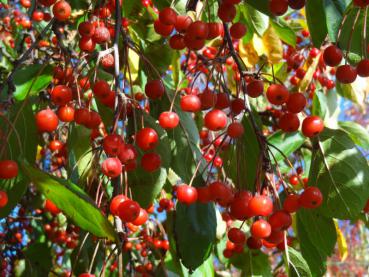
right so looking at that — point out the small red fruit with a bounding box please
[357,59,369,77]
[323,45,343,67]
[177,184,198,205]
[53,1,71,21]
[145,80,165,99]
[132,208,148,226]
[279,113,300,132]
[301,116,324,137]
[228,228,246,244]
[248,195,273,217]
[251,219,272,239]
[118,199,140,222]
[247,80,264,98]
[141,152,161,172]
[230,22,247,39]
[227,122,244,138]
[204,109,227,131]
[159,111,179,129]
[336,64,357,84]
[101,158,122,178]
[35,109,59,132]
[136,128,159,151]
[174,15,192,33]
[159,7,177,25]
[0,160,18,179]
[0,191,8,208]
[57,106,75,122]
[286,93,306,113]
[110,194,128,215]
[180,95,202,112]
[266,84,289,105]
[51,85,73,106]
[268,210,292,231]
[103,134,124,156]
[269,0,289,16]
[44,199,61,215]
[299,187,323,209]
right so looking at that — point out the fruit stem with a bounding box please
[345,9,361,63]
[363,7,368,59]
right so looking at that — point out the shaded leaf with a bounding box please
[271,19,297,47]
[175,202,217,271]
[288,247,312,277]
[305,0,328,47]
[339,121,369,149]
[267,131,305,163]
[23,242,52,277]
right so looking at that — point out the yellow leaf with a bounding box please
[261,25,283,64]
[239,39,259,67]
[36,145,42,161]
[334,220,348,261]
[127,49,140,81]
[299,54,320,92]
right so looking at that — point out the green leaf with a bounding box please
[68,124,94,184]
[181,254,214,277]
[267,131,305,163]
[20,161,117,242]
[175,202,217,271]
[223,115,260,191]
[309,128,369,219]
[9,64,52,101]
[336,81,366,107]
[23,242,52,277]
[305,0,328,47]
[338,6,369,57]
[339,121,369,149]
[242,4,269,37]
[297,209,337,276]
[271,19,297,47]
[323,0,348,42]
[231,249,272,276]
[0,177,28,218]
[287,247,312,277]
[246,0,272,16]
[312,90,328,120]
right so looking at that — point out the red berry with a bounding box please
[286,93,306,113]
[229,191,253,220]
[288,0,306,9]
[230,22,247,39]
[180,95,202,112]
[299,187,323,209]
[103,134,124,156]
[279,112,300,132]
[223,249,233,258]
[52,1,71,21]
[101,158,122,178]
[353,0,369,8]
[117,199,140,222]
[268,210,292,231]
[110,194,128,215]
[0,191,8,208]
[141,152,161,172]
[74,108,90,125]
[336,64,357,84]
[79,37,96,52]
[175,15,192,33]
[159,111,179,129]
[154,19,174,37]
[132,208,148,226]
[231,98,245,115]
[0,160,18,179]
[44,199,61,215]
[57,106,75,122]
[227,122,244,138]
[269,0,288,16]
[118,144,137,164]
[78,21,95,37]
[101,54,114,68]
[248,195,273,217]
[204,109,227,131]
[323,45,343,67]
[218,3,236,22]
[35,109,59,132]
[93,26,111,44]
[51,85,73,106]
[177,184,198,205]
[357,59,369,77]
[301,116,324,137]
[93,80,110,98]
[136,128,159,151]
[208,181,234,207]
[247,80,264,98]
[247,237,262,249]
[169,34,186,50]
[266,84,289,105]
[187,21,209,40]
[251,219,272,239]
[289,175,299,186]
[228,228,246,244]
[159,7,177,25]
[145,80,165,99]
[207,22,224,39]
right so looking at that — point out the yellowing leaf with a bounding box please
[261,25,283,64]
[334,220,348,261]
[239,39,259,67]
[127,49,140,81]
[336,77,368,110]
[299,54,320,92]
